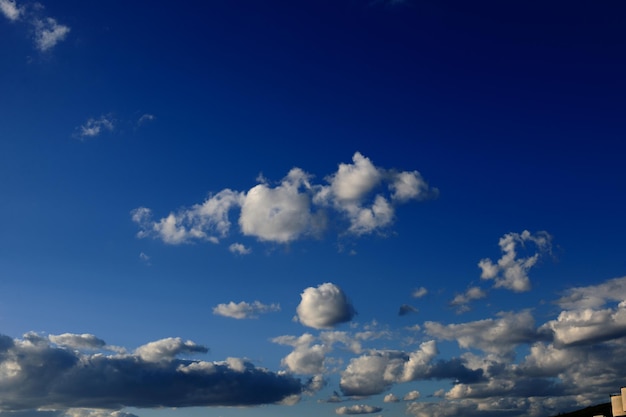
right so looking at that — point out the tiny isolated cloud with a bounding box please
[75,115,114,139]
[229,243,251,255]
[335,405,382,415]
[213,301,280,319]
[412,287,428,298]
[403,390,420,401]
[478,230,552,292]
[0,0,22,20]
[296,283,356,329]
[383,393,399,403]
[137,113,156,125]
[398,304,418,316]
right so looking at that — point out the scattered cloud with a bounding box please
[132,152,436,248]
[339,340,480,396]
[213,301,280,319]
[0,1,70,51]
[33,17,70,51]
[228,243,251,255]
[0,0,21,20]
[478,230,552,292]
[335,404,382,414]
[403,390,420,401]
[449,286,487,313]
[0,332,302,412]
[137,114,155,125]
[398,304,418,316]
[138,252,151,266]
[383,393,399,403]
[424,310,548,356]
[412,287,428,298]
[48,333,106,350]
[296,283,356,329]
[75,115,114,139]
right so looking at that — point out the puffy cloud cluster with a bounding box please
[0,332,302,413]
[296,283,356,329]
[478,230,552,292]
[335,404,382,414]
[339,341,481,396]
[0,1,70,51]
[424,310,547,356]
[132,152,436,247]
[213,301,280,319]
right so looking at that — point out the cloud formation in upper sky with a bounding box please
[74,115,114,139]
[0,0,21,20]
[0,1,70,51]
[0,332,302,413]
[478,230,552,292]
[131,152,437,247]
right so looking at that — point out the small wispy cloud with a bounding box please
[75,115,114,139]
[213,301,280,319]
[33,16,70,51]
[137,113,156,125]
[0,1,70,51]
[229,243,251,255]
[412,287,428,298]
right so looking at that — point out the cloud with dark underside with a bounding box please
[0,332,302,413]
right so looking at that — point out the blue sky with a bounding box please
[1,1,626,417]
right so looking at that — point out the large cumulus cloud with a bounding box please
[0,332,302,413]
[296,283,356,329]
[132,152,437,247]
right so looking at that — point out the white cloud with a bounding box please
[412,287,428,298]
[239,168,323,242]
[212,301,280,319]
[228,243,251,255]
[403,390,420,401]
[131,189,245,244]
[556,275,626,310]
[541,302,626,347]
[33,16,70,51]
[134,337,208,362]
[137,114,155,125]
[75,115,114,139]
[315,152,436,236]
[478,230,552,292]
[132,152,435,247]
[339,341,441,396]
[424,310,545,355]
[273,333,328,375]
[0,0,21,20]
[383,393,399,403]
[48,333,105,350]
[335,404,382,414]
[450,286,487,313]
[296,283,356,329]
